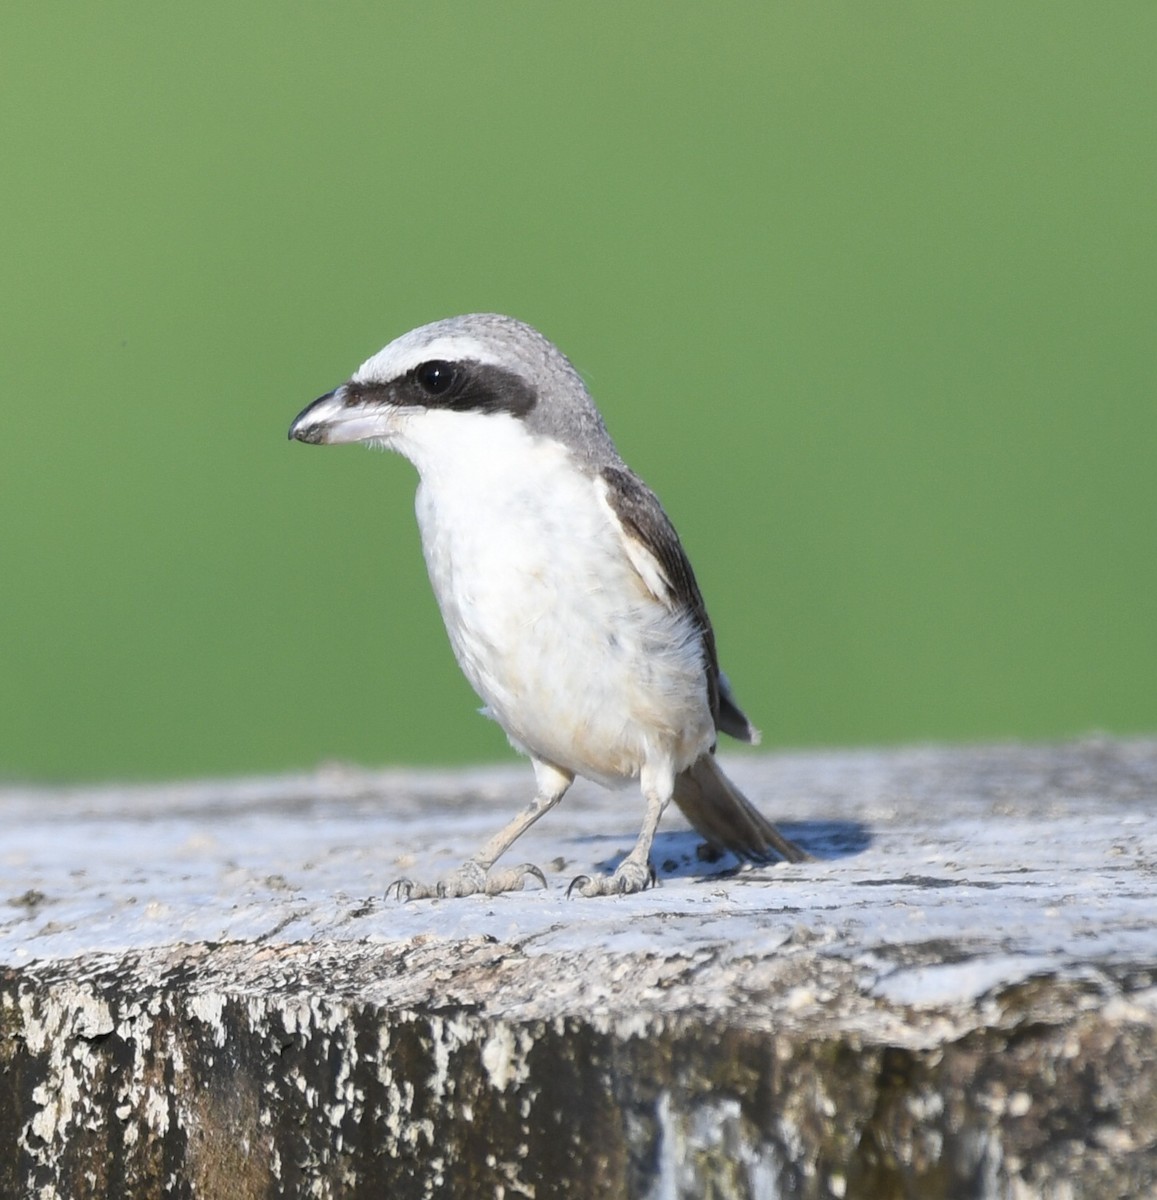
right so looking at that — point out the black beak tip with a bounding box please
[290,423,325,445]
[288,390,337,444]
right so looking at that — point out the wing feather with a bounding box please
[596,466,758,743]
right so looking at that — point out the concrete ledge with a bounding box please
[3,739,1156,1198]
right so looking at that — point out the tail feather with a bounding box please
[672,754,810,864]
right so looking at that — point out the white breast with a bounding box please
[390,409,715,784]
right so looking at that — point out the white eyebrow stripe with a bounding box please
[353,335,507,384]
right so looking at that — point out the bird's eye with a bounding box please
[415,361,456,396]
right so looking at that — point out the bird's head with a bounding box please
[294,314,619,458]
[288,314,618,470]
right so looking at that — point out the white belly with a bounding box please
[410,431,713,784]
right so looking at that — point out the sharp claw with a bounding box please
[566,874,591,899]
[567,860,657,898]
[519,863,548,890]
[386,878,414,901]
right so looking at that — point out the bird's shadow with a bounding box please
[573,820,871,882]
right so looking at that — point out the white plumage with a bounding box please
[410,410,714,787]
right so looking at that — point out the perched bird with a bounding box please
[289,314,807,897]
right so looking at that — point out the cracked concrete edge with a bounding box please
[3,938,1157,1199]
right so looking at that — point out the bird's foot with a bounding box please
[567,858,657,898]
[387,860,547,900]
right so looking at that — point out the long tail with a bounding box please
[672,754,810,864]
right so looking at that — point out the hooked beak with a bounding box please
[288,385,393,446]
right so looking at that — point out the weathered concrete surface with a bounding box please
[2,738,1156,1198]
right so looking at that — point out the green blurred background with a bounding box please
[2,4,1154,783]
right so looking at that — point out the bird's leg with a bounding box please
[569,762,672,898]
[388,760,573,899]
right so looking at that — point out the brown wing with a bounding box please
[599,465,758,743]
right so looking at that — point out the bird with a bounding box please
[288,314,808,898]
